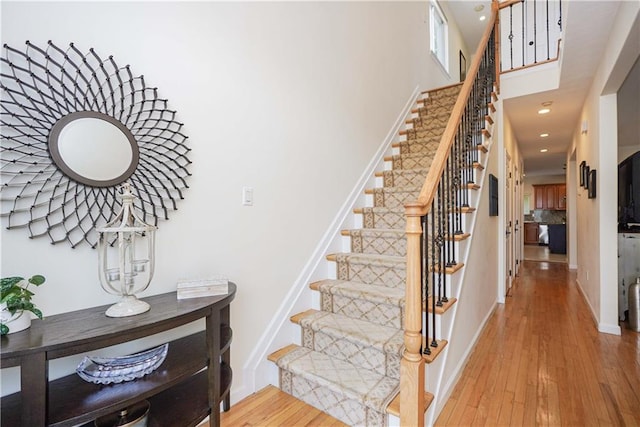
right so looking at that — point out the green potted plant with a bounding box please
[1,275,45,335]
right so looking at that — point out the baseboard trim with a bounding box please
[598,322,622,335]
[575,278,621,336]
[240,85,422,401]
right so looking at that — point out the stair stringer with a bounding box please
[423,111,502,425]
[241,85,422,399]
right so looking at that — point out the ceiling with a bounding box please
[446,0,635,177]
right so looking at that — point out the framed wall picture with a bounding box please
[489,174,498,216]
[459,50,467,82]
[584,165,590,189]
[579,161,586,187]
[588,169,597,199]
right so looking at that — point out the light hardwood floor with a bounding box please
[435,260,640,426]
[523,244,567,263]
[218,385,346,426]
[213,261,639,426]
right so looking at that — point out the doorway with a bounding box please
[505,152,514,295]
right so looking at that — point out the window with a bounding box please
[430,1,449,72]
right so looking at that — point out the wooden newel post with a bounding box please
[401,205,425,427]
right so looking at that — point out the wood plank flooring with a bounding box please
[217,385,346,426]
[209,260,639,426]
[436,260,640,426]
[523,244,567,263]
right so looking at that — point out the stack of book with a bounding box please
[176,277,229,299]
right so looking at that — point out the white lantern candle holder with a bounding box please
[97,184,156,317]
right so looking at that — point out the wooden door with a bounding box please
[505,153,514,295]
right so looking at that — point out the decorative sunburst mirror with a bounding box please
[0,41,191,248]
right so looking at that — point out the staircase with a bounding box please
[267,4,501,423]
[268,83,484,426]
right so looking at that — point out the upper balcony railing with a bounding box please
[499,0,563,72]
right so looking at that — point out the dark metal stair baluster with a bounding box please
[534,0,538,63]
[421,213,430,355]
[509,4,514,70]
[436,181,444,312]
[454,129,464,235]
[522,1,525,67]
[546,0,550,60]
[430,199,437,349]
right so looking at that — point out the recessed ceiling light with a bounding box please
[474,5,485,12]
[538,108,551,114]
[479,15,486,21]
[540,133,549,137]
[541,101,553,107]
[540,148,548,153]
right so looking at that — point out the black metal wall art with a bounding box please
[1,41,191,248]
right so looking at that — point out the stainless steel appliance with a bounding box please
[538,224,548,245]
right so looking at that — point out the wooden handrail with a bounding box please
[499,0,524,9]
[399,3,499,426]
[407,8,498,218]
[494,1,501,93]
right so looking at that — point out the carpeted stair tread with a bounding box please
[401,126,446,141]
[292,309,404,378]
[395,139,441,155]
[293,309,403,353]
[367,186,422,209]
[405,112,450,132]
[311,279,405,307]
[328,252,405,288]
[311,279,405,328]
[387,152,436,170]
[419,103,457,117]
[273,345,399,417]
[367,186,422,195]
[328,252,404,264]
[377,168,429,188]
[424,84,462,97]
[356,206,406,230]
[343,228,406,256]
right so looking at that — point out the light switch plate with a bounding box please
[242,187,253,206]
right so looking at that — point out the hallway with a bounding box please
[523,245,567,264]
[436,261,640,426]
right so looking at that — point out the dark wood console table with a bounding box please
[0,284,236,426]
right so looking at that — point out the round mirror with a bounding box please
[49,112,139,187]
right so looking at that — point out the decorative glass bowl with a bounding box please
[76,343,168,385]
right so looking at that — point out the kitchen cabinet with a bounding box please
[545,186,557,209]
[533,184,566,210]
[0,286,236,426]
[534,186,545,209]
[556,184,567,210]
[524,222,539,244]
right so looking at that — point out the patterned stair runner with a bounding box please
[269,84,462,426]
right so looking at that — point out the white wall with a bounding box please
[434,104,500,417]
[619,146,640,163]
[569,1,640,335]
[0,1,467,398]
